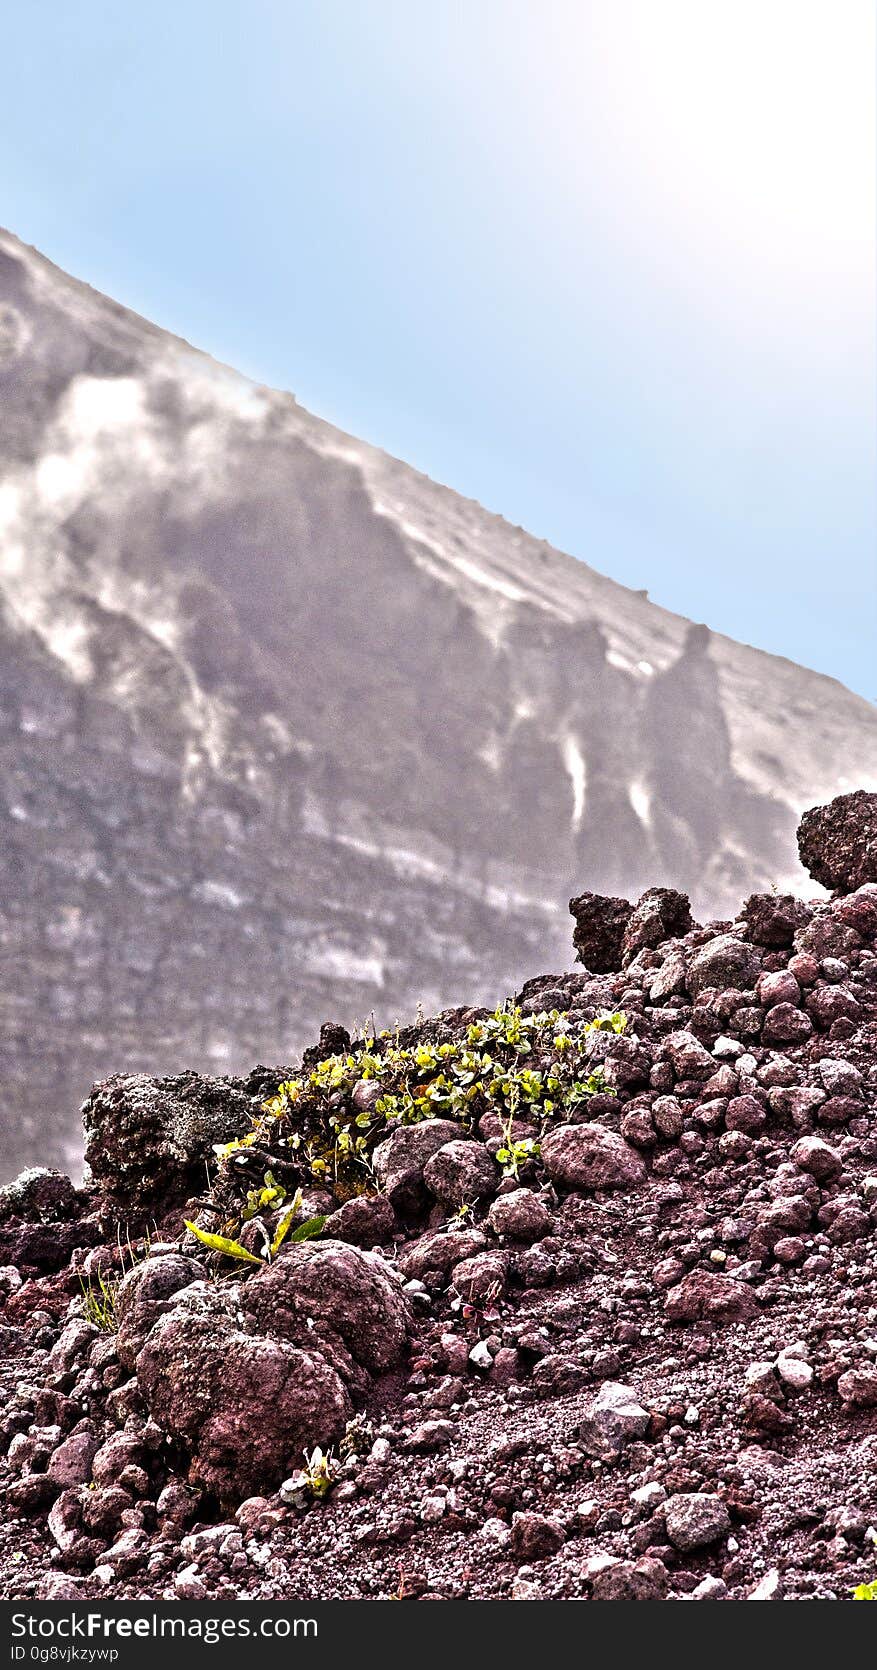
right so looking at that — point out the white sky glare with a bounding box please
[0,0,874,696]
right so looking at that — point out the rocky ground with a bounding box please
[2,791,877,1603]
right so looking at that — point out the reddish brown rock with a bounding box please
[137,1296,351,1506]
[664,1269,757,1324]
[541,1124,646,1192]
[621,888,694,962]
[797,791,877,894]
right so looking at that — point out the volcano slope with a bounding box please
[3,225,877,1178]
[2,790,877,1602]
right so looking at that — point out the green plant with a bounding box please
[494,1103,540,1179]
[295,1446,335,1500]
[185,1188,325,1268]
[183,1222,263,1266]
[201,1004,629,1226]
[853,1580,877,1600]
[241,1168,287,1222]
[339,1415,374,1460]
[78,1225,155,1331]
[566,1071,612,1105]
[78,1270,120,1331]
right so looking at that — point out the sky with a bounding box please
[1,0,875,698]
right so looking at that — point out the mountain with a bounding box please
[0,226,875,1177]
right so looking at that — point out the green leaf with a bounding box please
[268,1189,303,1256]
[184,1220,263,1265]
[289,1214,327,1243]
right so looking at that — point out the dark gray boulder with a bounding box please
[569,891,632,973]
[81,1071,252,1212]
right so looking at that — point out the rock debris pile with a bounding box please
[2,791,877,1601]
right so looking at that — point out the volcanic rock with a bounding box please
[621,888,695,962]
[81,1073,252,1212]
[664,1269,757,1325]
[372,1120,460,1214]
[569,892,633,973]
[797,790,877,894]
[664,1493,731,1551]
[540,1124,646,1192]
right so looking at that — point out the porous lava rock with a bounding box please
[116,1253,208,1368]
[569,891,632,973]
[663,1269,757,1325]
[0,1169,78,1223]
[372,1119,460,1215]
[136,1286,352,1506]
[126,1242,412,1503]
[423,1140,498,1207]
[621,888,695,963]
[797,790,877,894]
[540,1124,646,1192]
[81,1072,253,1213]
[687,934,761,998]
[240,1239,412,1382]
[741,891,807,948]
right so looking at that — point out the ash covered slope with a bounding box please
[1,227,875,1176]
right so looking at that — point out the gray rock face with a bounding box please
[541,1123,647,1192]
[664,1493,731,1551]
[578,1381,650,1458]
[81,1073,253,1211]
[2,229,873,1179]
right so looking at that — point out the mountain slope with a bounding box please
[1,227,875,1174]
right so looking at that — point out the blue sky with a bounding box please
[2,0,875,697]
